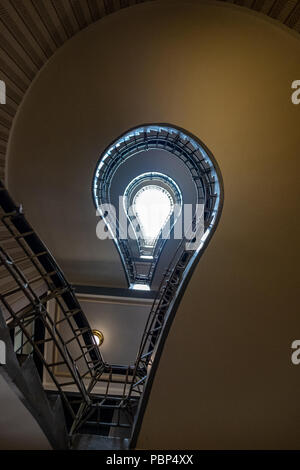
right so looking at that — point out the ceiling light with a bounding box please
[92,329,104,347]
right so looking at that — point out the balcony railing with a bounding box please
[0,181,105,422]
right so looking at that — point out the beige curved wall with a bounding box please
[6,0,300,448]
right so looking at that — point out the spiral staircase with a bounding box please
[0,180,195,450]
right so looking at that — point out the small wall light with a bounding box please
[92,329,104,347]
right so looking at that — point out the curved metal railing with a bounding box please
[127,237,193,398]
[0,181,105,420]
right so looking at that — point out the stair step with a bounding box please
[72,434,129,450]
[85,421,131,428]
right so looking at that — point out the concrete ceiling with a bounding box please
[78,295,151,365]
[0,0,300,183]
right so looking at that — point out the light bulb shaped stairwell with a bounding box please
[124,173,182,260]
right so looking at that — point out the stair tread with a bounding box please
[73,434,129,450]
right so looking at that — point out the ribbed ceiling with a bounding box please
[0,0,300,181]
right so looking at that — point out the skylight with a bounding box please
[130,283,150,291]
[133,185,174,246]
